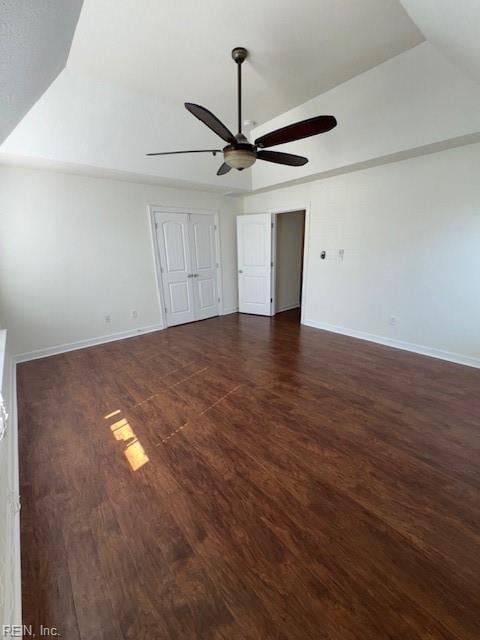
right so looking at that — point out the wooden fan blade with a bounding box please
[255,115,337,148]
[146,149,221,156]
[185,103,236,144]
[217,162,232,176]
[256,150,308,166]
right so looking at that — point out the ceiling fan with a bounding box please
[147,47,337,175]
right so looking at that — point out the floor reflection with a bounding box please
[105,412,149,471]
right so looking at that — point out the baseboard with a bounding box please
[221,307,239,316]
[15,323,165,363]
[276,303,300,313]
[303,319,480,369]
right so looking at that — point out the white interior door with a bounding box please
[189,214,219,321]
[155,212,195,327]
[155,211,220,327]
[237,213,273,316]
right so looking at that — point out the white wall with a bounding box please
[0,331,21,628]
[0,166,240,357]
[275,211,304,313]
[250,43,480,191]
[243,142,480,366]
[2,144,480,366]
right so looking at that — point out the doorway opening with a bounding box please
[273,209,306,322]
[236,209,307,320]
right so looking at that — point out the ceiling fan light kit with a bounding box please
[224,146,256,169]
[147,47,337,176]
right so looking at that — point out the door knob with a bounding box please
[193,273,199,278]
[187,274,193,278]
[238,270,243,274]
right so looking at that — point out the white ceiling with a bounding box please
[0,0,83,143]
[1,0,425,191]
[400,0,480,84]
[68,0,424,127]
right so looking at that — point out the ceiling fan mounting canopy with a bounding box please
[231,46,248,64]
[147,47,337,175]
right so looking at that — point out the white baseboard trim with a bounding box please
[303,319,480,369]
[276,303,300,313]
[221,307,239,316]
[15,323,165,363]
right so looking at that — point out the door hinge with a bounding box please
[217,297,221,303]
[270,261,274,267]
[164,307,167,314]
[214,224,217,230]
[271,222,274,228]
[155,221,158,229]
[270,297,273,303]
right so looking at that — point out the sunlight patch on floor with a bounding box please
[105,412,149,471]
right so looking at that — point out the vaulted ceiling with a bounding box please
[399,0,480,84]
[0,0,424,191]
[68,0,424,126]
[0,0,83,143]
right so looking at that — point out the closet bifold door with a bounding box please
[155,212,196,327]
[188,214,219,322]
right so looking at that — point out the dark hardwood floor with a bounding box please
[17,310,480,640]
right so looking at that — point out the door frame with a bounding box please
[269,202,311,325]
[148,204,223,327]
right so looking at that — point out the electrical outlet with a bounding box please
[105,314,111,323]
[131,310,138,319]
[388,316,396,326]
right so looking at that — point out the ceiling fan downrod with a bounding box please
[231,47,248,136]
